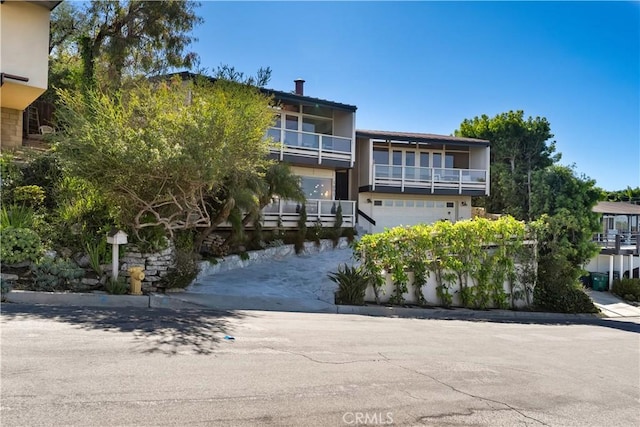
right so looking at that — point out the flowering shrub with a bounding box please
[353,216,533,308]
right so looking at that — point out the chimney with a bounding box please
[294,78,305,96]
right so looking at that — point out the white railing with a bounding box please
[593,232,639,249]
[267,128,354,165]
[262,199,355,228]
[373,164,488,194]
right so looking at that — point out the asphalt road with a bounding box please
[1,304,639,427]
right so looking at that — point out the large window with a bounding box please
[300,176,333,200]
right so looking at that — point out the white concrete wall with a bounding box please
[355,137,371,188]
[364,267,531,308]
[0,1,51,110]
[469,146,489,170]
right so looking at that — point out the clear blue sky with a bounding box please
[190,1,639,191]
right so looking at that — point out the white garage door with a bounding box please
[371,199,456,233]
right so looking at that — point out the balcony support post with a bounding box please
[401,166,405,192]
[459,169,463,194]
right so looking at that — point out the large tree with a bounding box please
[455,111,560,219]
[48,0,202,93]
[54,77,275,242]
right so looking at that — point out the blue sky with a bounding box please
[191,1,639,191]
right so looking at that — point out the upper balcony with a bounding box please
[268,127,354,167]
[373,164,488,194]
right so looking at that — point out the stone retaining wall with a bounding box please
[120,243,176,292]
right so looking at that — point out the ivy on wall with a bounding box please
[353,216,534,308]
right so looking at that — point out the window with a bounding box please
[406,200,415,207]
[302,105,333,118]
[373,200,382,206]
[300,177,332,200]
[383,200,393,207]
[394,200,404,207]
[425,201,434,208]
[433,153,442,168]
[286,115,298,130]
[446,202,455,208]
[416,200,425,208]
[373,148,389,164]
[435,201,445,208]
[302,116,332,135]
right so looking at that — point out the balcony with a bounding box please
[261,199,355,228]
[373,164,488,194]
[267,128,354,166]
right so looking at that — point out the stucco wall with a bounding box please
[0,1,50,109]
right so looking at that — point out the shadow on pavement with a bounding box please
[0,303,247,356]
[436,315,640,334]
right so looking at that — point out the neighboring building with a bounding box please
[586,201,640,284]
[0,0,60,149]
[354,130,490,233]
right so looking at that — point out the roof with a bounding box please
[26,1,62,11]
[157,72,357,113]
[356,129,490,146]
[593,201,640,215]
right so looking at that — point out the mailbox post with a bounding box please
[106,229,128,281]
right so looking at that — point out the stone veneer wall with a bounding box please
[120,243,176,293]
[1,108,23,149]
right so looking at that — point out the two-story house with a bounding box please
[0,0,60,149]
[354,130,490,233]
[260,79,357,229]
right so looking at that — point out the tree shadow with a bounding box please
[0,303,248,355]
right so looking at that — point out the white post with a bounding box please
[609,255,614,289]
[619,254,624,281]
[112,243,120,281]
[629,254,634,279]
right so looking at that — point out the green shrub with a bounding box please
[612,278,640,302]
[329,264,370,306]
[30,258,85,291]
[158,231,199,290]
[0,227,43,265]
[105,277,128,295]
[13,185,45,208]
[533,282,598,314]
[1,205,36,229]
[294,204,307,254]
[341,226,356,242]
[85,238,109,275]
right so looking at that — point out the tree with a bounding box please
[455,111,560,219]
[529,166,601,313]
[54,77,275,243]
[47,0,202,92]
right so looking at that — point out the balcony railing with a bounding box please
[262,199,355,229]
[593,232,639,249]
[267,128,354,165]
[373,164,488,194]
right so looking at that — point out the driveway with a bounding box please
[179,246,356,312]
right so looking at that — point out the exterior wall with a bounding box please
[0,107,23,149]
[333,110,354,138]
[290,165,335,181]
[355,137,371,188]
[585,253,639,277]
[469,146,488,169]
[0,1,50,110]
[357,192,472,234]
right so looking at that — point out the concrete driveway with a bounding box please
[180,246,356,312]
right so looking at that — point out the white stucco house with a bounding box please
[0,0,60,149]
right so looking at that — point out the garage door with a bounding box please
[371,199,455,233]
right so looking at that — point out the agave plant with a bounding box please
[328,264,370,306]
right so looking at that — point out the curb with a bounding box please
[5,290,148,308]
[336,304,600,321]
[3,290,604,322]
